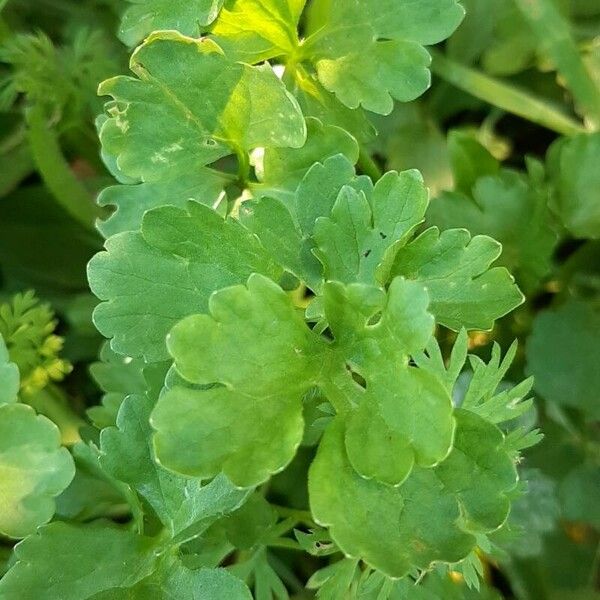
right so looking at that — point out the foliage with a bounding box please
[0,0,599,598]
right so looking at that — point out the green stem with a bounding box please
[236,147,251,186]
[514,0,600,129]
[358,149,383,181]
[25,105,102,233]
[429,49,587,136]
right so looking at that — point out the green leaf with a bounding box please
[322,279,453,485]
[96,169,226,238]
[527,300,600,418]
[314,170,428,285]
[501,468,559,558]
[304,0,464,113]
[323,277,434,367]
[427,168,558,290]
[344,367,455,486]
[93,565,253,599]
[256,117,359,193]
[240,195,321,290]
[312,39,431,114]
[0,403,75,539]
[0,522,158,599]
[166,273,323,391]
[434,410,517,532]
[100,394,248,537]
[309,410,516,577]
[119,0,225,46]
[295,154,372,239]
[0,334,19,404]
[88,202,281,361]
[447,130,500,195]
[153,274,324,486]
[369,103,453,197]
[223,493,277,550]
[306,559,358,600]
[560,464,600,529]
[288,68,376,144]
[548,132,600,239]
[98,31,305,231]
[88,342,147,429]
[392,227,524,330]
[241,154,370,292]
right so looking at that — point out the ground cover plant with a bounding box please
[0,0,599,598]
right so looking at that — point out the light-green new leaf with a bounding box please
[119,0,225,46]
[88,202,282,361]
[392,227,524,330]
[153,274,325,486]
[309,410,517,578]
[0,403,75,539]
[210,0,305,62]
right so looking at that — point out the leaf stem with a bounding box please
[514,0,600,129]
[429,49,587,136]
[26,104,102,233]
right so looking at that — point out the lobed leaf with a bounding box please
[392,227,524,330]
[88,202,281,361]
[0,403,75,539]
[119,0,225,46]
